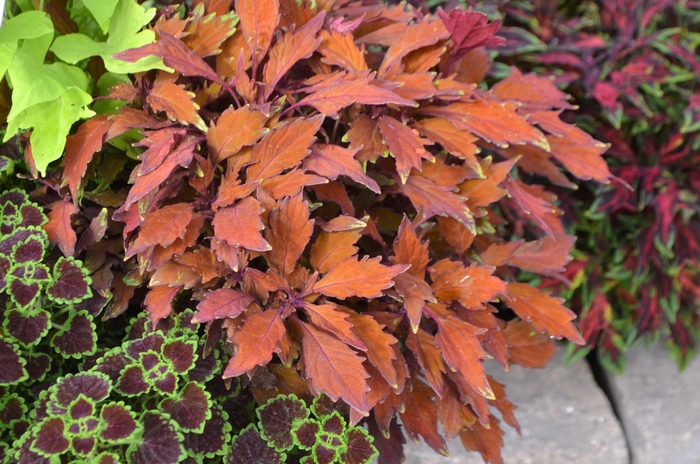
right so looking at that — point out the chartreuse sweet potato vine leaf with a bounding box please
[0,0,165,175]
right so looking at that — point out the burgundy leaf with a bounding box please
[182,405,230,457]
[54,373,111,407]
[33,417,70,455]
[5,309,50,345]
[126,412,184,464]
[226,425,285,464]
[47,258,91,304]
[162,339,197,374]
[257,395,309,451]
[51,311,97,358]
[160,382,211,432]
[0,340,27,385]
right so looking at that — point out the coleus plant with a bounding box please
[1,0,613,463]
[485,0,700,371]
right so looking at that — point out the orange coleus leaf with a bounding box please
[503,319,557,368]
[62,114,114,201]
[299,321,370,414]
[150,260,201,289]
[393,273,434,332]
[391,216,430,278]
[459,415,505,464]
[413,117,481,176]
[298,71,416,117]
[263,12,324,99]
[481,234,575,274]
[487,376,520,433]
[213,197,271,252]
[420,99,549,150]
[379,115,434,183]
[144,285,182,327]
[182,9,237,58]
[346,113,387,163]
[265,193,314,277]
[136,128,187,176]
[491,67,576,111]
[528,110,612,183]
[504,177,558,236]
[437,216,475,254]
[260,169,327,199]
[458,157,517,212]
[310,216,366,274]
[318,29,368,72]
[246,115,324,182]
[304,144,381,193]
[313,256,409,299]
[44,199,78,257]
[399,376,448,456]
[399,171,474,230]
[406,330,446,395]
[503,283,585,344]
[207,105,269,165]
[434,315,493,399]
[146,74,207,131]
[430,261,505,309]
[439,383,477,441]
[223,309,286,378]
[175,246,231,283]
[346,312,399,388]
[378,18,449,77]
[235,0,279,62]
[302,303,365,350]
[392,73,440,100]
[127,203,193,257]
[193,288,255,323]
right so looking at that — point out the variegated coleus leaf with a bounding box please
[257,394,309,452]
[227,424,285,464]
[0,340,28,386]
[46,257,92,305]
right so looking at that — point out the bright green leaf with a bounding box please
[83,0,120,34]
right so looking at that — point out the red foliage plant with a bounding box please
[47,0,611,462]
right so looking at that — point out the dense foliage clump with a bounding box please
[0,0,613,462]
[482,0,700,371]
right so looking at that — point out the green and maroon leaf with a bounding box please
[162,339,197,374]
[182,405,231,459]
[187,346,219,383]
[0,393,26,427]
[100,402,140,442]
[292,419,320,450]
[12,236,44,263]
[68,396,94,420]
[340,427,379,464]
[257,394,309,451]
[8,278,41,309]
[313,439,338,464]
[321,411,346,436]
[126,333,166,359]
[25,352,51,383]
[0,340,27,385]
[20,203,47,229]
[160,382,212,432]
[32,417,69,456]
[154,372,178,396]
[0,228,47,256]
[46,257,91,304]
[0,255,10,291]
[5,309,50,345]
[52,311,97,358]
[54,372,111,406]
[71,436,96,456]
[126,412,184,464]
[227,424,285,464]
[117,365,150,396]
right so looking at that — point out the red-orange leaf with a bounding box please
[439,383,477,441]
[399,172,474,230]
[503,283,585,344]
[304,144,381,193]
[128,203,193,257]
[413,117,481,176]
[482,235,575,274]
[503,319,557,368]
[207,105,268,165]
[435,315,493,399]
[458,157,517,212]
[223,309,286,378]
[175,246,231,283]
[193,288,255,323]
[379,18,449,77]
[391,216,430,277]
[487,376,520,433]
[44,199,78,256]
[63,114,114,201]
[298,71,416,117]
[318,30,368,72]
[393,273,434,332]
[459,415,504,464]
[235,0,279,63]
[265,193,314,276]
[299,321,370,414]
[182,9,237,57]
[146,76,207,131]
[302,303,365,350]
[213,197,271,252]
[406,330,446,395]
[420,99,549,150]
[247,115,324,182]
[492,67,575,111]
[310,217,365,274]
[263,12,324,99]
[346,113,386,163]
[144,285,182,327]
[430,262,505,309]
[379,116,434,183]
[347,313,399,388]
[399,377,448,456]
[504,177,557,236]
[313,256,409,299]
